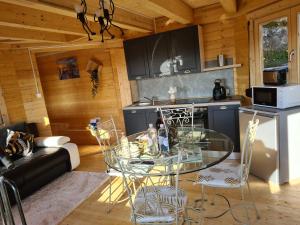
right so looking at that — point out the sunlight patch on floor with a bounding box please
[97,176,136,208]
[268,181,281,194]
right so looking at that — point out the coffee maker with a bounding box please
[213,79,226,100]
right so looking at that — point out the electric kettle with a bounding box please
[213,79,226,100]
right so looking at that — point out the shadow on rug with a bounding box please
[13,171,108,225]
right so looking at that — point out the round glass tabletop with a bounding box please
[104,128,234,176]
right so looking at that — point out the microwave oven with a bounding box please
[252,85,300,109]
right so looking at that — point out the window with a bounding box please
[262,17,288,69]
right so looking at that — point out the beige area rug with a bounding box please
[12,171,109,225]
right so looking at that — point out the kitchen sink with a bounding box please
[136,102,152,106]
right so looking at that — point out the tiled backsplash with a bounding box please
[137,69,234,100]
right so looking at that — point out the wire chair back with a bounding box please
[91,116,122,152]
[240,112,259,183]
[110,145,187,225]
[159,105,194,145]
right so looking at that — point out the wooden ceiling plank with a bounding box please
[144,0,193,24]
[0,0,153,32]
[0,25,75,43]
[219,0,238,14]
[183,0,219,8]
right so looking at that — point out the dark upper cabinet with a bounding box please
[124,25,201,80]
[170,26,200,74]
[124,37,149,80]
[208,105,240,152]
[147,33,171,77]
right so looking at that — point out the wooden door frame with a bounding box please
[252,9,292,85]
[291,5,300,84]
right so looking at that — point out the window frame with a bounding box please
[252,9,292,85]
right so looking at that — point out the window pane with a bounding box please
[262,17,288,69]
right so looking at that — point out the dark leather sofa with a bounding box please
[0,122,72,203]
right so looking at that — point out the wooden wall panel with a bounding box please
[37,48,126,145]
[0,49,52,135]
[11,49,52,136]
[0,50,27,123]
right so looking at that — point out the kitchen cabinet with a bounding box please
[123,37,149,80]
[123,109,147,135]
[208,104,240,152]
[147,33,171,76]
[123,25,201,80]
[171,26,200,74]
[145,108,160,127]
[123,108,160,135]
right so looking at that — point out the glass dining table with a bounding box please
[104,127,234,177]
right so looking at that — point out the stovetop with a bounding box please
[173,98,212,104]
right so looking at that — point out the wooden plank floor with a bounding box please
[59,145,300,225]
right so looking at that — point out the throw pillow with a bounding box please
[5,130,34,158]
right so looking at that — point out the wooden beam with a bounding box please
[0,0,153,33]
[219,0,237,14]
[144,0,193,24]
[28,39,124,54]
[0,2,123,40]
[0,25,79,43]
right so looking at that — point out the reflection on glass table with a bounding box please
[104,127,234,177]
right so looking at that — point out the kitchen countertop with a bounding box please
[239,105,300,116]
[123,95,243,110]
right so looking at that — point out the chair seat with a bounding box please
[107,163,153,178]
[133,185,188,224]
[197,160,245,188]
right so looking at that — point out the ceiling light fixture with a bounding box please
[75,0,124,42]
[74,0,96,41]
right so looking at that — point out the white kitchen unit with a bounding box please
[239,106,300,185]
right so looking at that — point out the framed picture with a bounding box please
[57,57,80,80]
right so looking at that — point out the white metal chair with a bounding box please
[195,114,260,223]
[89,116,133,213]
[111,146,190,225]
[90,116,121,153]
[159,105,194,146]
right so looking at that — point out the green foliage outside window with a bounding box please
[262,18,288,69]
[264,50,288,68]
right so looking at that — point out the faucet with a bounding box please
[144,96,156,105]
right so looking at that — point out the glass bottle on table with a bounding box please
[120,132,129,157]
[147,124,159,155]
[158,124,169,154]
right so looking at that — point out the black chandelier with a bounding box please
[75,0,124,42]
